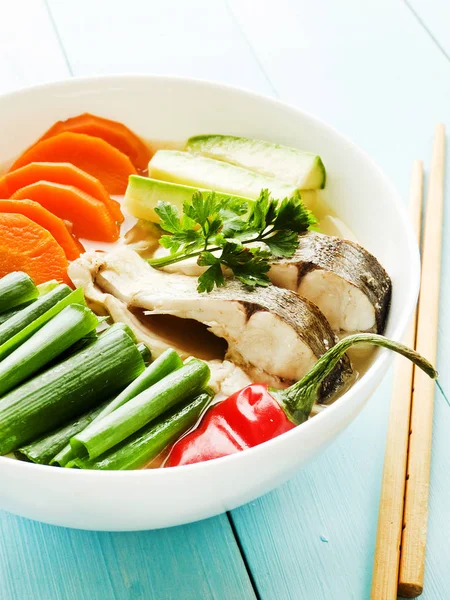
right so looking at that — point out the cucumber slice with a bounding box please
[125,176,252,222]
[187,135,326,189]
[148,150,299,201]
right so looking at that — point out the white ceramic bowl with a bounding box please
[0,76,419,531]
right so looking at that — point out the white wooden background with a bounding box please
[0,1,449,599]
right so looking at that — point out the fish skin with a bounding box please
[271,231,392,333]
[70,248,352,402]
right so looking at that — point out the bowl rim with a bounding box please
[0,73,420,478]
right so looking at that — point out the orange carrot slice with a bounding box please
[37,113,151,173]
[0,162,123,222]
[61,220,85,254]
[10,132,137,194]
[0,199,83,261]
[11,181,120,242]
[0,178,8,197]
[0,213,69,285]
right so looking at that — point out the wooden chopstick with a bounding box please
[398,123,446,598]
[372,124,446,599]
[371,161,423,600]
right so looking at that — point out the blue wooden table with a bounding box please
[0,1,449,598]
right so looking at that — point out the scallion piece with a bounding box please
[136,342,152,365]
[63,329,98,354]
[70,358,210,461]
[0,287,84,361]
[101,322,137,341]
[0,284,72,349]
[71,392,211,470]
[52,349,181,467]
[51,442,79,468]
[0,272,38,314]
[0,281,61,327]
[36,280,60,296]
[15,402,108,465]
[0,276,57,325]
[94,349,182,421]
[0,327,146,455]
[0,302,35,326]
[0,303,99,397]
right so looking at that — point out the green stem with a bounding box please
[0,303,99,397]
[0,286,82,362]
[69,358,210,461]
[69,392,211,470]
[274,333,437,425]
[16,401,108,465]
[0,272,38,313]
[0,327,145,455]
[51,349,181,467]
[148,247,217,268]
[148,232,271,269]
[0,284,72,349]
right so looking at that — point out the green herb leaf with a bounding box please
[154,201,182,234]
[264,229,299,257]
[160,229,204,254]
[273,196,317,232]
[149,187,317,292]
[197,262,225,293]
[219,243,271,288]
[197,251,220,267]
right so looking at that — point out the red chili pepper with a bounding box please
[167,384,295,465]
[166,334,437,467]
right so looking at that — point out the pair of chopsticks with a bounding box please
[371,124,446,599]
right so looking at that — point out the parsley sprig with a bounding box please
[148,189,316,293]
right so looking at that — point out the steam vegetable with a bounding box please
[0,162,123,222]
[0,214,69,285]
[70,358,211,461]
[94,348,183,422]
[0,200,83,260]
[35,113,151,174]
[0,303,98,397]
[11,181,119,242]
[187,134,326,189]
[52,348,182,466]
[16,402,108,465]
[71,392,211,470]
[0,326,146,455]
[0,287,83,361]
[0,284,71,348]
[0,271,38,313]
[9,132,137,194]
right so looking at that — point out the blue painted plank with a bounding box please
[227,1,450,598]
[407,0,450,59]
[0,0,69,93]
[0,512,256,600]
[46,0,274,96]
